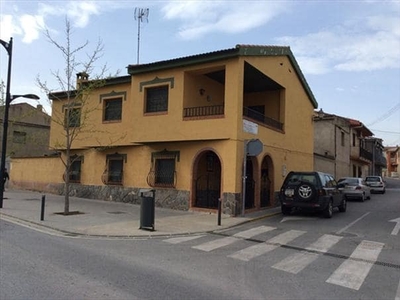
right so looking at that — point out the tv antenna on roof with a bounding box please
[134,7,149,65]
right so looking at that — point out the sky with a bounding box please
[0,0,399,146]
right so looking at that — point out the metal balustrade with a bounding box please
[243,107,283,130]
[183,105,224,118]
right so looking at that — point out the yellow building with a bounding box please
[11,45,317,216]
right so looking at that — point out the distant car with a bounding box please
[337,177,371,202]
[279,171,346,218]
[365,176,386,194]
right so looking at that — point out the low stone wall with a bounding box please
[11,181,191,212]
[11,182,278,216]
[64,184,192,211]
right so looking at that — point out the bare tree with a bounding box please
[37,18,117,215]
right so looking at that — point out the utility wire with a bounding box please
[367,102,400,126]
[371,129,400,134]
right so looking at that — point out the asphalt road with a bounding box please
[1,179,399,300]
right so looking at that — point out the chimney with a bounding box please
[76,72,89,89]
[37,104,43,111]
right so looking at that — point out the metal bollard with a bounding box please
[40,195,45,221]
[217,198,222,226]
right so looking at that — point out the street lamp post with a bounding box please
[0,37,40,208]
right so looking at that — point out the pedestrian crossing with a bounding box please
[192,225,275,252]
[162,226,393,292]
[326,240,384,290]
[272,234,342,274]
[228,230,305,261]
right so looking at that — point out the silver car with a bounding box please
[338,177,371,202]
[365,176,386,194]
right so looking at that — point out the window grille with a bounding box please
[64,107,81,127]
[146,86,168,113]
[147,149,179,188]
[104,97,122,121]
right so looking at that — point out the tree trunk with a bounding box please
[64,171,70,215]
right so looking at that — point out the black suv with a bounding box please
[279,171,346,218]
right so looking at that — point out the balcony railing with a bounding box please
[359,147,373,161]
[243,107,283,131]
[183,105,224,118]
[373,155,387,167]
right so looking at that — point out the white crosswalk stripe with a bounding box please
[396,278,400,300]
[326,240,384,290]
[228,230,305,261]
[164,227,389,292]
[233,226,276,239]
[163,235,205,244]
[192,226,276,252]
[192,236,238,252]
[272,234,342,274]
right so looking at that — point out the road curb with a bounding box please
[0,209,282,240]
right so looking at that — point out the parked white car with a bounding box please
[338,177,371,202]
[365,176,386,194]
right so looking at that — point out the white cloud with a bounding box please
[1,1,102,43]
[0,15,22,40]
[161,1,288,40]
[277,14,400,74]
[38,1,100,28]
[19,14,45,43]
[66,1,100,28]
[295,56,330,75]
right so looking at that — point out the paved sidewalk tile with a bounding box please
[0,189,281,238]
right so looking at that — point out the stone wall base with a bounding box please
[11,182,190,211]
[10,182,278,216]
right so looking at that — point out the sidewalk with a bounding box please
[0,189,281,238]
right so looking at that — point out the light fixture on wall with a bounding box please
[199,88,205,96]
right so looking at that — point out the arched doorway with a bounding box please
[245,157,255,209]
[193,151,221,209]
[260,155,274,207]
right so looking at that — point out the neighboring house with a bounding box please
[313,109,375,179]
[313,110,351,179]
[0,102,51,170]
[384,146,399,178]
[10,45,318,216]
[348,119,374,177]
[364,137,386,176]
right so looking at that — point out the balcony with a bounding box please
[183,105,224,119]
[359,147,373,161]
[243,107,283,131]
[375,155,387,167]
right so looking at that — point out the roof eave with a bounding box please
[127,48,240,75]
[48,76,131,100]
[127,45,318,108]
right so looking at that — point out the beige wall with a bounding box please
[239,56,315,187]
[10,156,64,192]
[50,82,132,149]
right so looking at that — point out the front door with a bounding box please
[260,155,274,207]
[194,151,221,209]
[245,157,255,209]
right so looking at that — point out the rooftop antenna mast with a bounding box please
[134,7,149,65]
